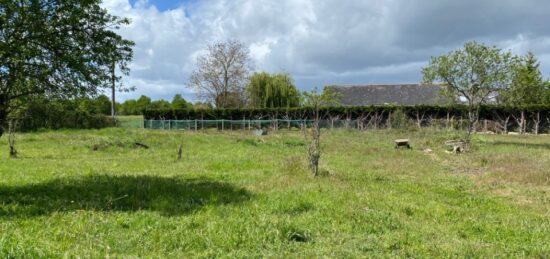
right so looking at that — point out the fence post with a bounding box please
[222,119,224,131]
[195,119,197,131]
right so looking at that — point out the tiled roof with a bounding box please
[327,84,448,105]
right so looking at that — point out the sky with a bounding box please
[102,0,550,102]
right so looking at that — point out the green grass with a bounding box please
[0,128,548,257]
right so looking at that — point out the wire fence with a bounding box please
[143,119,312,131]
[134,118,550,134]
[141,119,468,131]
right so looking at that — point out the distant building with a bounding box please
[327,84,449,106]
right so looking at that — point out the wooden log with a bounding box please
[394,139,411,149]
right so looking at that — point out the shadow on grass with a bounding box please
[0,175,251,217]
[489,140,550,150]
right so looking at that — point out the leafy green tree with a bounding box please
[302,87,341,107]
[500,52,546,105]
[171,94,191,109]
[422,41,518,141]
[77,95,111,115]
[545,81,550,104]
[149,100,171,110]
[0,0,134,138]
[119,99,138,115]
[247,72,300,108]
[136,95,152,113]
[95,95,113,115]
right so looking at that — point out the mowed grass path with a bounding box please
[0,128,548,257]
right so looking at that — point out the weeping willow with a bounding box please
[247,72,301,108]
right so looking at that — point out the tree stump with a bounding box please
[394,139,411,149]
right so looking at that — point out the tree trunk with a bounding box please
[446,112,450,130]
[111,62,116,118]
[533,112,540,135]
[503,116,510,134]
[466,106,478,143]
[8,120,17,158]
[0,106,6,139]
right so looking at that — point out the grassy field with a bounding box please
[0,127,548,257]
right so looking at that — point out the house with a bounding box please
[326,84,449,106]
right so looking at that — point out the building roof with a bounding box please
[327,84,448,106]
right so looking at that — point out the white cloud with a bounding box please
[102,0,550,101]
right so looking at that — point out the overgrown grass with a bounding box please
[0,128,548,257]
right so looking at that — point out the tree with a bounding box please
[188,40,252,108]
[109,64,135,118]
[500,52,546,105]
[193,102,213,109]
[0,0,134,138]
[247,72,301,108]
[422,41,517,142]
[135,95,152,113]
[119,99,138,115]
[171,94,190,109]
[301,87,340,177]
[149,100,171,110]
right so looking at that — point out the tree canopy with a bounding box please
[246,72,300,108]
[0,0,134,137]
[421,41,518,140]
[171,94,190,109]
[500,52,548,105]
[187,40,252,108]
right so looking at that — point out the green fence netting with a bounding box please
[140,119,368,130]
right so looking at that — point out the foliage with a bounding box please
[187,40,252,108]
[302,87,342,107]
[422,41,518,141]
[300,88,323,176]
[142,104,550,121]
[78,95,112,115]
[0,128,548,257]
[171,94,191,109]
[148,100,172,110]
[500,52,547,105]
[17,97,114,131]
[118,95,192,115]
[246,72,300,108]
[0,0,134,137]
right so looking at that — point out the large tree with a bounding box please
[246,72,300,108]
[188,40,252,108]
[422,41,517,141]
[0,0,134,138]
[171,94,191,109]
[500,52,547,105]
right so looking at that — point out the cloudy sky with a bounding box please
[102,0,550,102]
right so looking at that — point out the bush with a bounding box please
[13,98,114,132]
